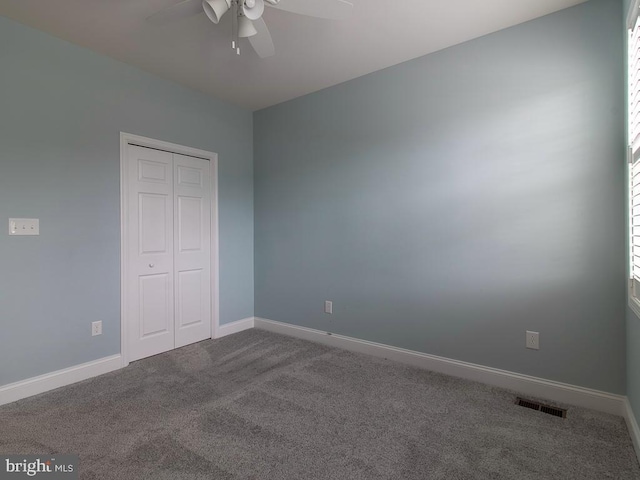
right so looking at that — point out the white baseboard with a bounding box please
[0,354,122,407]
[624,398,640,461]
[0,317,255,407]
[2,319,637,463]
[215,317,255,339]
[254,318,626,416]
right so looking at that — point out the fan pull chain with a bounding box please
[231,0,236,49]
[234,0,240,54]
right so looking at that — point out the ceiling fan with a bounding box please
[147,0,354,58]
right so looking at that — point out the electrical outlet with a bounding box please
[92,321,102,336]
[324,301,333,315]
[526,331,539,350]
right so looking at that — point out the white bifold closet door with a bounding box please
[127,144,211,362]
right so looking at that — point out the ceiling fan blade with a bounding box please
[267,0,353,20]
[248,18,275,58]
[146,0,203,25]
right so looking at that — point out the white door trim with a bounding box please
[120,132,220,367]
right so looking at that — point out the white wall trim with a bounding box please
[625,398,640,462]
[0,314,252,406]
[215,317,255,339]
[628,0,640,29]
[254,318,626,416]
[0,355,122,407]
[1,319,636,466]
[120,132,220,367]
[629,295,640,321]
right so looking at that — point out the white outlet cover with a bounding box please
[324,301,333,315]
[92,321,102,336]
[526,331,539,350]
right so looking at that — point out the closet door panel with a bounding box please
[127,145,175,361]
[174,154,211,347]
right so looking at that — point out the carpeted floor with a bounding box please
[0,329,638,479]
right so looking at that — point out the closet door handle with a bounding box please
[149,263,154,268]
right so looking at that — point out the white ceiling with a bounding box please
[0,0,586,111]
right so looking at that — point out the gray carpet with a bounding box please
[0,329,638,479]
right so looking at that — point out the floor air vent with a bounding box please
[515,397,566,418]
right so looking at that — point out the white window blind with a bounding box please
[630,6,640,304]
[631,12,640,147]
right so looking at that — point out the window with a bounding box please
[629,0,640,317]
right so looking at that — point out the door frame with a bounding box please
[119,132,220,368]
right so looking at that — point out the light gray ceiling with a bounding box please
[0,0,586,110]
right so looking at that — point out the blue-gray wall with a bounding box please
[0,16,254,386]
[254,0,626,393]
[624,0,640,417]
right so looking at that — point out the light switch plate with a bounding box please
[9,218,39,236]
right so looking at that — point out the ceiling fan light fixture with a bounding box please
[237,15,258,37]
[242,0,265,21]
[203,0,230,24]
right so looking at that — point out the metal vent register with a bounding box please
[515,397,567,418]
